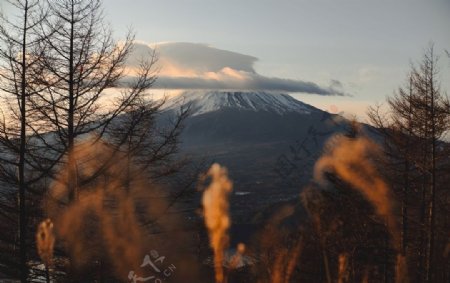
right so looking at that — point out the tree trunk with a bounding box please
[19,1,29,282]
[426,56,436,283]
[68,2,76,203]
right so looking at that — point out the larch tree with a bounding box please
[23,0,194,279]
[368,45,450,282]
[28,0,156,201]
[0,0,50,281]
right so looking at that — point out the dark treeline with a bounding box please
[0,0,449,283]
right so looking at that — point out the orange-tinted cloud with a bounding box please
[123,42,345,95]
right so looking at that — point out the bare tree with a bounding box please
[21,0,197,280]
[0,1,50,281]
[27,0,156,201]
[368,45,450,282]
[1,0,160,280]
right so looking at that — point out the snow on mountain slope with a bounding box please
[163,90,314,116]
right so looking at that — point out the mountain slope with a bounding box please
[164,90,329,145]
[164,90,315,116]
[163,90,349,220]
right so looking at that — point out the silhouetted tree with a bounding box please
[0,1,50,280]
[0,0,191,280]
[26,0,156,201]
[368,45,450,282]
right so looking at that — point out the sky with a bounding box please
[2,0,450,120]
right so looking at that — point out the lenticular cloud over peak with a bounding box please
[125,42,345,95]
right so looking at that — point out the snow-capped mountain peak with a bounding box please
[164,90,313,116]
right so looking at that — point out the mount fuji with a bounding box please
[163,90,334,146]
[162,90,350,219]
[163,90,314,116]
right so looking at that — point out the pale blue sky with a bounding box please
[101,0,450,119]
[2,0,449,119]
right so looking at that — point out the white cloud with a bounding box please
[124,42,346,95]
